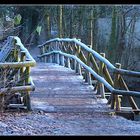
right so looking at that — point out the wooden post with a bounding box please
[14,49,19,82]
[65,57,71,68]
[111,63,121,111]
[25,66,31,110]
[0,69,7,112]
[76,63,82,75]
[83,70,87,82]
[49,55,53,63]
[74,59,77,71]
[46,45,49,53]
[14,48,19,62]
[20,51,26,105]
[20,51,26,84]
[87,71,92,85]
[52,53,55,63]
[44,56,47,63]
[97,53,105,98]
[60,55,65,66]
[85,70,92,85]
[55,53,60,64]
[70,59,74,70]
[43,56,46,63]
[86,49,92,85]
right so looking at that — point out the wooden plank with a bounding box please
[7,104,27,109]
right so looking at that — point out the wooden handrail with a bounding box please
[14,36,36,64]
[0,36,36,68]
[38,51,140,98]
[0,36,36,111]
[38,38,140,77]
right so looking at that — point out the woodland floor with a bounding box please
[0,111,140,135]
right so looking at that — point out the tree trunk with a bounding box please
[93,6,98,51]
[46,13,51,40]
[69,6,73,38]
[108,6,117,64]
[115,12,126,64]
[89,9,93,47]
[58,5,63,38]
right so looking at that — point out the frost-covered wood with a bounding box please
[38,50,140,97]
[0,36,36,112]
[38,38,140,77]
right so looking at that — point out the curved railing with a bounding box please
[38,38,140,77]
[38,38,140,112]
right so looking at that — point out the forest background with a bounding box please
[0,5,139,90]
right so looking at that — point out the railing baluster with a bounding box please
[44,55,47,63]
[74,59,77,71]
[20,51,26,84]
[55,53,60,64]
[14,49,20,83]
[119,75,139,110]
[60,54,65,66]
[86,47,92,85]
[25,66,31,110]
[76,63,82,75]
[113,63,121,111]
[0,69,7,112]
[97,53,105,98]
[65,57,71,68]
[48,55,53,63]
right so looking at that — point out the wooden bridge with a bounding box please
[0,36,140,120]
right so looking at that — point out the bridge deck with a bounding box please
[30,62,109,113]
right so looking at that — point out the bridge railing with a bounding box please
[0,36,36,112]
[38,38,140,113]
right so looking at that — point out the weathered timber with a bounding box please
[24,66,31,110]
[90,54,99,73]
[119,76,139,110]
[60,55,65,66]
[97,53,105,98]
[55,53,60,64]
[38,38,140,77]
[65,57,71,68]
[38,51,140,98]
[0,36,36,111]
[113,63,121,111]
[76,63,82,75]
